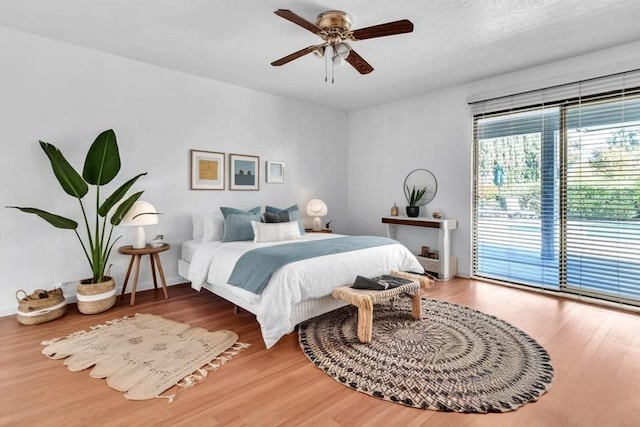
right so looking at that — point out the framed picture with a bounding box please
[266,161,285,184]
[190,150,225,190]
[229,153,259,190]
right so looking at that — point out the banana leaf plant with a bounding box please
[7,129,146,283]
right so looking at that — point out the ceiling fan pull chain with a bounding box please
[331,56,335,84]
[325,45,329,82]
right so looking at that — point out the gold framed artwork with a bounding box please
[229,153,259,191]
[266,161,285,183]
[190,150,225,190]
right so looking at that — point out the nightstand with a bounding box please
[118,243,170,306]
[305,229,333,233]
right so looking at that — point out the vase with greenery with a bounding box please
[405,184,427,217]
[7,129,146,313]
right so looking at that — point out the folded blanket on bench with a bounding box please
[352,274,415,290]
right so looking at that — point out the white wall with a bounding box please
[347,87,472,275]
[347,40,640,278]
[3,24,640,317]
[0,27,348,315]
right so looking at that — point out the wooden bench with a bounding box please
[332,271,433,343]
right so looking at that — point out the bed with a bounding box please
[178,209,424,348]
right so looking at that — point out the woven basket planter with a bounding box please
[16,288,67,325]
[77,277,116,314]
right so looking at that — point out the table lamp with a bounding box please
[120,201,158,248]
[307,199,328,231]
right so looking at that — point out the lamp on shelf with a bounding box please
[120,201,158,249]
[307,199,328,232]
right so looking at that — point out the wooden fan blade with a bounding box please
[350,19,414,40]
[274,9,321,34]
[345,49,374,74]
[271,45,322,66]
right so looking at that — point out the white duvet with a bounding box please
[188,233,423,348]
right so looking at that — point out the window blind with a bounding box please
[470,70,640,115]
[471,69,640,306]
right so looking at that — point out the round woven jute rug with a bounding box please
[298,298,554,413]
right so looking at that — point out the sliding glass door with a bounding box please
[564,97,640,302]
[474,108,560,289]
[473,89,640,305]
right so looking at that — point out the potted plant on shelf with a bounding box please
[7,129,147,314]
[405,184,427,217]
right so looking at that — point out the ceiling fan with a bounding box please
[271,9,413,81]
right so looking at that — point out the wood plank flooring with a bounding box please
[1,279,639,427]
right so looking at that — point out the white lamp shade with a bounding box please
[307,199,328,217]
[120,201,158,249]
[307,199,328,231]
[332,42,350,65]
[120,201,158,226]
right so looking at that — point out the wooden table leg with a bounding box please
[149,254,158,289]
[357,300,373,343]
[129,254,141,306]
[412,291,423,320]
[120,255,135,300]
[153,253,169,300]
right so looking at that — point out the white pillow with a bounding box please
[251,220,302,243]
[192,213,204,241]
[202,212,225,242]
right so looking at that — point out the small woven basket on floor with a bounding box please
[16,288,67,325]
[76,277,116,314]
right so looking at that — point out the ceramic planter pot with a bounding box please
[406,206,420,217]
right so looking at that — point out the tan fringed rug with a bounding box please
[42,313,249,402]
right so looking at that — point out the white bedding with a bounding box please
[186,233,423,348]
[180,239,201,263]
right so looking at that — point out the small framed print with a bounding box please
[190,150,225,190]
[266,161,285,184]
[229,153,259,191]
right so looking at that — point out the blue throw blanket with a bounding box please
[227,236,397,294]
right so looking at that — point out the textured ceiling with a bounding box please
[1,0,640,111]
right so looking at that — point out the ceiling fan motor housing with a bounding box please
[316,10,352,45]
[316,11,352,31]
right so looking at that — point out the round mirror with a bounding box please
[403,168,437,206]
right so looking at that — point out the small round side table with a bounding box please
[118,243,170,306]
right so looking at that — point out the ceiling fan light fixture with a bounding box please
[312,45,326,58]
[336,42,351,59]
[330,42,350,67]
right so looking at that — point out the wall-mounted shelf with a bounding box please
[382,216,458,280]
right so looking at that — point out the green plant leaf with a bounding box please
[98,172,148,217]
[6,206,78,229]
[83,129,121,185]
[110,191,143,225]
[405,184,427,206]
[39,141,89,199]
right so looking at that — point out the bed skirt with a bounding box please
[178,259,347,327]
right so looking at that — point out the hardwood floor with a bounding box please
[1,279,639,427]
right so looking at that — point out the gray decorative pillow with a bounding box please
[220,206,261,242]
[220,206,261,217]
[265,204,305,235]
[263,210,290,223]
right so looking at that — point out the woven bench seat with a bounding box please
[332,271,433,343]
